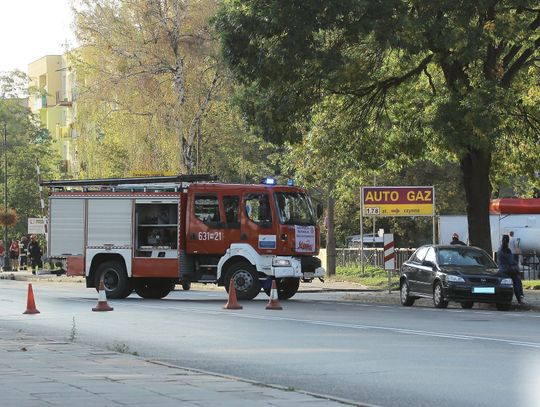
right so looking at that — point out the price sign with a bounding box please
[362,186,434,217]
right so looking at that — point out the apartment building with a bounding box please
[28,54,77,174]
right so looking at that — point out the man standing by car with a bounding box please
[497,234,527,306]
[450,233,466,245]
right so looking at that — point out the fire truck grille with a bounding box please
[299,256,322,273]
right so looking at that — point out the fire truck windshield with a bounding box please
[274,192,315,226]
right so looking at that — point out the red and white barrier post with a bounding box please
[383,233,395,293]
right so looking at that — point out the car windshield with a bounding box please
[437,248,497,267]
[274,192,315,226]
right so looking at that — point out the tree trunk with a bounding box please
[460,147,492,253]
[326,187,336,277]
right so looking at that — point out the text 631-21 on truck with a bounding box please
[43,175,325,300]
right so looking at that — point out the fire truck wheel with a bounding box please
[94,261,132,299]
[135,281,174,299]
[182,282,191,291]
[263,278,300,300]
[225,262,261,300]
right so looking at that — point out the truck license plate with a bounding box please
[304,272,314,279]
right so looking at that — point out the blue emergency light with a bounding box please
[261,177,277,185]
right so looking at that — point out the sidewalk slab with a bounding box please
[0,328,365,407]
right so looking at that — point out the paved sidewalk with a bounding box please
[0,328,365,407]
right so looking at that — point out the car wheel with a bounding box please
[225,262,261,300]
[461,301,474,309]
[400,280,415,306]
[94,261,132,299]
[433,282,449,309]
[496,303,512,311]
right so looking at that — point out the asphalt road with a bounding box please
[1,280,539,407]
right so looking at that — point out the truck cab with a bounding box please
[184,181,324,299]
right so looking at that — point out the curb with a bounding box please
[2,272,539,311]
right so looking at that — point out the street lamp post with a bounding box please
[3,122,9,271]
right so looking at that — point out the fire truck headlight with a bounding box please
[273,258,291,267]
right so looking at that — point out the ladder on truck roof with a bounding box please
[40,174,217,192]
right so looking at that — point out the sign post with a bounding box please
[360,186,435,277]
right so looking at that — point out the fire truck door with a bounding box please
[241,193,277,254]
[186,194,227,254]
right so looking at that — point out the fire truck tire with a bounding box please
[263,278,300,300]
[94,261,132,299]
[182,282,191,291]
[225,262,261,300]
[135,281,174,299]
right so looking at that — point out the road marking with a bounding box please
[118,302,540,349]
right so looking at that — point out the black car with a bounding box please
[399,245,514,311]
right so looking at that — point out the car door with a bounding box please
[404,246,429,293]
[418,247,437,294]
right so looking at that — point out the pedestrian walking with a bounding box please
[497,234,527,306]
[28,235,43,275]
[9,240,19,271]
[450,233,466,246]
[19,236,28,271]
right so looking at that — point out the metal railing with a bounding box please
[336,248,540,280]
[336,248,415,272]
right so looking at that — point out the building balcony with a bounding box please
[55,91,72,106]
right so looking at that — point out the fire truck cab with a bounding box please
[44,175,324,300]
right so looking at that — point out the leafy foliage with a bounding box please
[0,71,61,239]
[71,0,276,181]
[216,1,540,252]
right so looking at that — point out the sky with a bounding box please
[0,0,76,73]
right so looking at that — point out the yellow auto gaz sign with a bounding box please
[362,186,434,217]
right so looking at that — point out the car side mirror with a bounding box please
[422,260,436,269]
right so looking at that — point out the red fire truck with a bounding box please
[43,175,324,300]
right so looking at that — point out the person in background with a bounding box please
[19,236,28,271]
[497,234,527,306]
[28,235,43,275]
[509,231,522,264]
[450,233,466,246]
[0,240,4,271]
[9,239,19,271]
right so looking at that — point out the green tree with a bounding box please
[72,0,275,181]
[0,71,61,239]
[216,1,540,252]
[73,0,226,174]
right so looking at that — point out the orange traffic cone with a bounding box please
[265,279,283,310]
[23,283,40,315]
[92,280,114,312]
[223,279,243,310]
